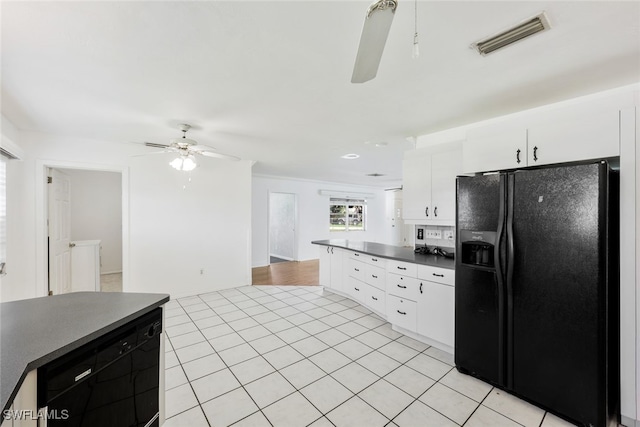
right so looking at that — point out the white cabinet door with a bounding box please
[431,149,462,222]
[329,247,344,292]
[318,246,332,288]
[527,101,620,167]
[463,120,527,173]
[416,281,454,348]
[402,154,431,221]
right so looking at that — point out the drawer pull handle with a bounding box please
[355,268,360,272]
[372,258,378,262]
[355,287,360,291]
[420,283,423,294]
[372,296,378,301]
[397,310,407,315]
[432,273,444,277]
[397,284,407,289]
[354,253,360,256]
[372,274,378,279]
[397,266,407,270]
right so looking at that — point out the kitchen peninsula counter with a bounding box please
[0,291,169,415]
[312,240,455,270]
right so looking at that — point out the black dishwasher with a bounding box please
[38,308,162,427]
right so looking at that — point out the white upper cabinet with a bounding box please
[526,99,621,167]
[463,90,635,174]
[463,119,527,174]
[430,149,462,222]
[402,152,431,221]
[402,147,462,224]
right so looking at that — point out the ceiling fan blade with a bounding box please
[198,151,241,161]
[144,142,171,149]
[130,150,174,157]
[351,0,397,84]
[191,144,217,152]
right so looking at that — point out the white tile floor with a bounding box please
[162,285,577,427]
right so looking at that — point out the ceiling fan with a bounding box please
[140,124,240,171]
[351,0,398,84]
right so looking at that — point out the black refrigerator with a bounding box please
[455,162,618,427]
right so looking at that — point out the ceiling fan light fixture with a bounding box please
[170,154,197,171]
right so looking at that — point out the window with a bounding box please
[329,198,366,231]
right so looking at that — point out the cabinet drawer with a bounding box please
[365,264,386,290]
[386,295,417,332]
[386,260,417,277]
[348,259,366,281]
[349,251,364,261]
[347,276,366,304]
[365,285,385,315]
[366,255,387,268]
[386,273,419,300]
[417,265,454,286]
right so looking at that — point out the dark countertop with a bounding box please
[312,240,455,270]
[1,291,169,414]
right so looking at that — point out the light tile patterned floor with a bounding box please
[162,285,576,427]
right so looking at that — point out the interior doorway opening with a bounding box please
[268,192,297,265]
[39,160,127,297]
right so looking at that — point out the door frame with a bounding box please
[267,191,297,264]
[35,159,129,297]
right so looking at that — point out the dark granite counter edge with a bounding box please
[312,240,455,270]
[24,296,170,372]
[2,294,169,414]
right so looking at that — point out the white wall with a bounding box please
[252,175,388,267]
[4,129,252,301]
[63,169,123,274]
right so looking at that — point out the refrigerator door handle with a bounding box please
[495,175,507,386]
[505,173,515,389]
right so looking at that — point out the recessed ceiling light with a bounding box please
[341,153,360,159]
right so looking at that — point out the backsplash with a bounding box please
[414,225,455,250]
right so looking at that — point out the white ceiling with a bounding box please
[2,1,639,187]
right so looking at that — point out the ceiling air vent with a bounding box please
[472,12,550,56]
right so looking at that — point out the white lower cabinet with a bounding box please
[317,245,454,352]
[416,280,454,348]
[364,285,386,315]
[318,246,344,291]
[386,295,417,332]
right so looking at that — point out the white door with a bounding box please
[48,169,72,294]
[269,192,296,262]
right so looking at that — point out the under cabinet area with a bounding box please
[402,147,462,224]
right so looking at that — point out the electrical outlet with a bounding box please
[416,228,424,240]
[425,228,441,239]
[444,230,454,240]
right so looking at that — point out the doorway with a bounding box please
[268,192,297,264]
[37,160,128,297]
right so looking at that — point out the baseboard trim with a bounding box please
[101,270,123,275]
[621,415,639,427]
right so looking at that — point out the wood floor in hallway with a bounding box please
[252,259,319,286]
